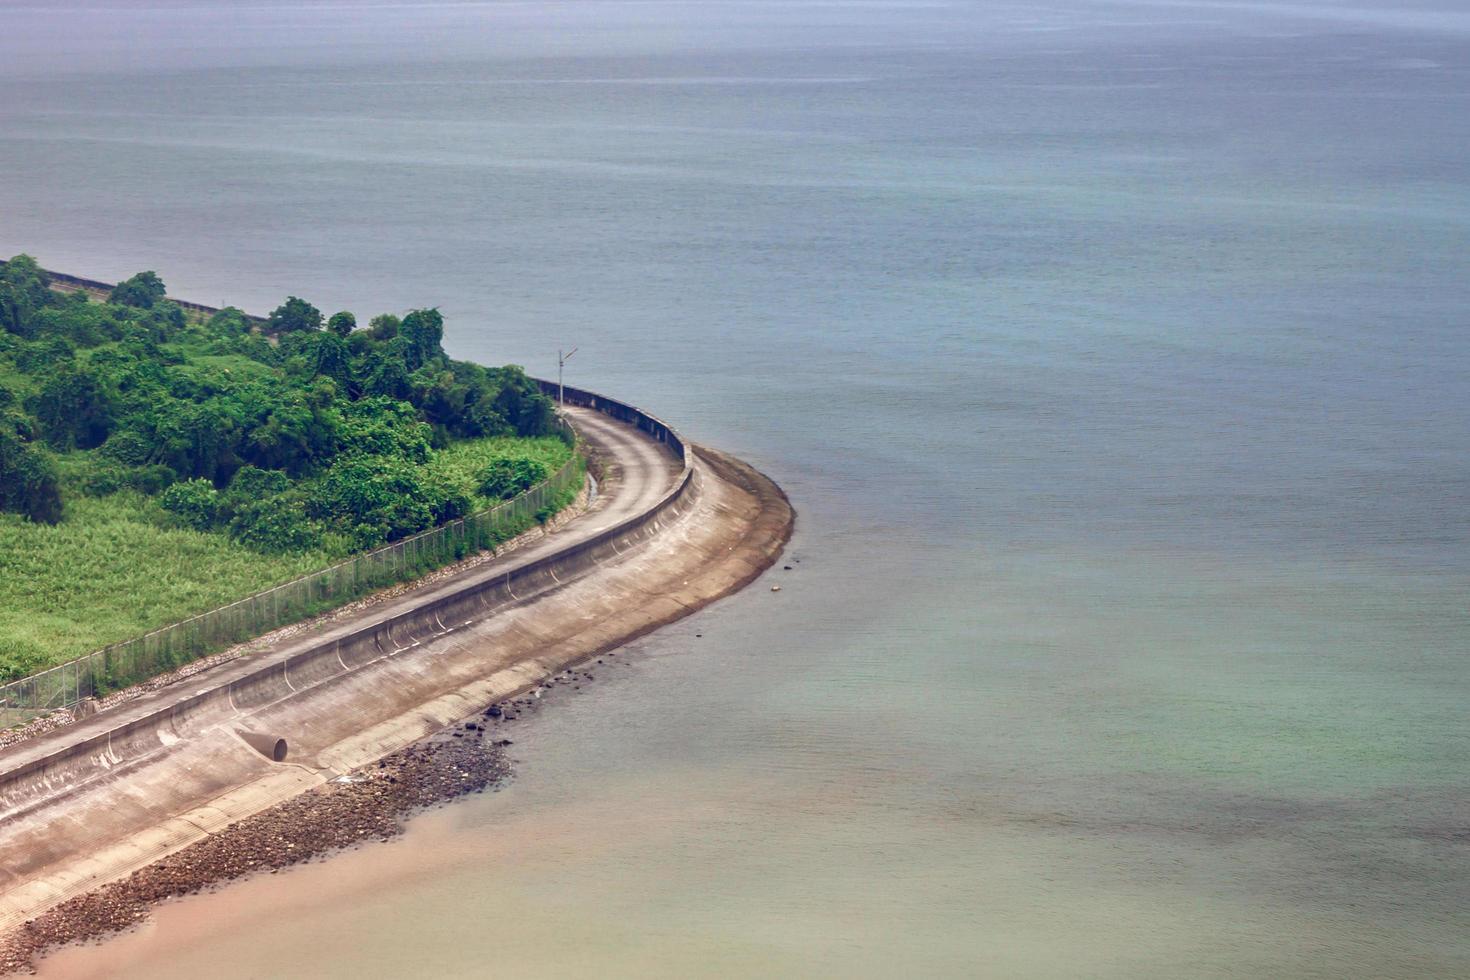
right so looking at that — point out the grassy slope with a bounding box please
[430,435,573,511]
[0,437,572,673]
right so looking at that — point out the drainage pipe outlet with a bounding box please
[237,730,289,762]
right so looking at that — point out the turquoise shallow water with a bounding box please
[2,1,1468,976]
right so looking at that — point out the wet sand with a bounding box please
[1,650,621,976]
[0,717,511,975]
[0,444,791,976]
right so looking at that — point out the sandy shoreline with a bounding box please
[0,651,617,975]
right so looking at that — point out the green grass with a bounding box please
[425,435,573,509]
[0,358,35,401]
[0,493,329,675]
[0,436,575,678]
[176,353,277,382]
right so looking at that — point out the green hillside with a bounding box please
[0,255,572,678]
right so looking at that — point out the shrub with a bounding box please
[310,455,434,542]
[423,470,474,524]
[327,311,356,337]
[30,302,119,348]
[28,367,114,450]
[100,429,153,466]
[0,424,62,524]
[231,333,279,365]
[151,300,187,332]
[336,397,430,462]
[81,464,125,497]
[109,271,166,309]
[347,520,390,552]
[225,465,290,499]
[15,336,74,373]
[160,478,221,531]
[208,306,252,337]
[218,465,291,523]
[368,313,400,340]
[478,456,548,500]
[267,296,322,333]
[0,254,51,337]
[126,464,178,495]
[230,491,322,553]
[363,354,411,401]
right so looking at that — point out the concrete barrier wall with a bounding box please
[1,263,268,326]
[0,388,698,816]
[536,380,687,459]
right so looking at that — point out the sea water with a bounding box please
[1,1,1467,976]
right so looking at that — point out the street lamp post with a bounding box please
[558,346,577,405]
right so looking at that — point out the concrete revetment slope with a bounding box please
[0,387,793,933]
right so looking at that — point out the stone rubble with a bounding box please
[0,726,510,976]
[0,646,630,977]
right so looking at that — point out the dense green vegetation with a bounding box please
[0,255,572,679]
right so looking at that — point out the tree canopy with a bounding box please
[267,296,323,333]
[0,255,559,549]
[327,311,356,337]
[109,271,167,309]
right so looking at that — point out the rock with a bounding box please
[771,585,782,592]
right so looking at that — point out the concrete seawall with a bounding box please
[0,393,693,818]
[0,382,793,934]
[0,267,794,934]
[538,379,687,452]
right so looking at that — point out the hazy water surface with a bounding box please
[2,1,1468,976]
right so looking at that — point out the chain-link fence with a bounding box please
[1,424,584,727]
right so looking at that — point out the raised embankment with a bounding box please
[0,377,793,932]
[0,394,686,813]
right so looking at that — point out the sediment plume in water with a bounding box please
[0,723,512,976]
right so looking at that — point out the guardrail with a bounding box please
[0,419,584,725]
[537,380,686,461]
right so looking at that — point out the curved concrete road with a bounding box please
[561,404,684,527]
[0,405,678,786]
